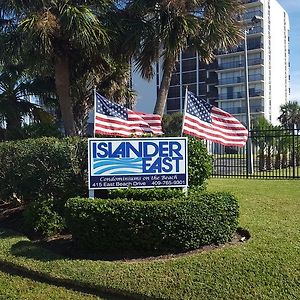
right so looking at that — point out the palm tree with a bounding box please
[279,101,300,130]
[122,0,243,115]
[252,116,275,171]
[0,64,55,137]
[0,0,111,135]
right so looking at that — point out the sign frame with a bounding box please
[88,137,188,190]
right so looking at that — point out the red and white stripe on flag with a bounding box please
[182,91,248,147]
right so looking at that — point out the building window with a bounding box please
[167,98,180,111]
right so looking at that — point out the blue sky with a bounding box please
[277,0,300,102]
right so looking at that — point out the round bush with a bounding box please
[0,137,87,202]
[188,137,213,188]
[65,192,239,253]
[24,198,65,237]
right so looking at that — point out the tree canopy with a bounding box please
[0,0,244,135]
[279,101,300,130]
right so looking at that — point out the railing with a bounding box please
[218,58,263,70]
[218,74,263,85]
[218,89,263,100]
[242,10,263,21]
[218,42,263,55]
[248,26,263,35]
[223,105,263,114]
[210,128,300,179]
[241,0,260,4]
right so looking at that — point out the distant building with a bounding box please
[136,0,290,125]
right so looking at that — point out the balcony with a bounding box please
[223,105,264,114]
[218,74,264,85]
[218,89,264,100]
[248,26,263,35]
[218,42,263,55]
[218,58,264,70]
[241,0,260,4]
[218,77,244,85]
[242,10,263,21]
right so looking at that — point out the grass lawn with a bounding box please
[0,269,102,300]
[0,179,300,299]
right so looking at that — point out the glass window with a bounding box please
[182,58,196,72]
[182,71,197,84]
[168,86,180,98]
[167,98,180,111]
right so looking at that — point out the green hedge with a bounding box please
[0,136,212,203]
[188,137,212,187]
[108,187,185,201]
[24,198,65,237]
[65,192,239,252]
[0,137,87,202]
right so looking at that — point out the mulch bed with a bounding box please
[0,202,250,262]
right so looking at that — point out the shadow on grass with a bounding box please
[0,228,24,239]
[0,260,163,300]
[11,241,63,262]
[10,228,251,263]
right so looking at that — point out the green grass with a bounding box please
[0,270,102,299]
[0,179,300,299]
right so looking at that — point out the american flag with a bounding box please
[182,91,248,147]
[94,93,163,137]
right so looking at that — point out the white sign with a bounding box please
[88,137,188,189]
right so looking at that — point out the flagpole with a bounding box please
[88,86,97,200]
[93,85,97,138]
[181,86,188,197]
[180,86,188,137]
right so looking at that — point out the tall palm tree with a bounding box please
[252,116,275,171]
[0,64,55,136]
[279,101,300,130]
[0,0,111,135]
[122,0,243,115]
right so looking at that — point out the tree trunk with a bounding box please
[258,143,266,171]
[54,54,76,136]
[154,56,176,116]
[6,97,22,135]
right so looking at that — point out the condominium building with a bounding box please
[160,0,290,125]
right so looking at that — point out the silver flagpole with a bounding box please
[181,86,188,196]
[181,86,188,137]
[93,85,97,138]
[89,85,97,199]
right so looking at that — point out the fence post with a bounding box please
[292,125,296,179]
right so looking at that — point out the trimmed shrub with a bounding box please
[20,123,63,139]
[188,137,212,188]
[24,198,64,237]
[65,192,239,253]
[0,137,88,202]
[0,135,212,203]
[163,113,213,188]
[108,187,185,201]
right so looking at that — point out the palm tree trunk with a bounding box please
[55,54,75,136]
[154,56,176,116]
[6,97,21,134]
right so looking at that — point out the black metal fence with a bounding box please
[210,127,300,179]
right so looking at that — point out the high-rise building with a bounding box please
[160,0,290,125]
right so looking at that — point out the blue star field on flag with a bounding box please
[96,94,128,120]
[94,93,163,137]
[186,92,212,123]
